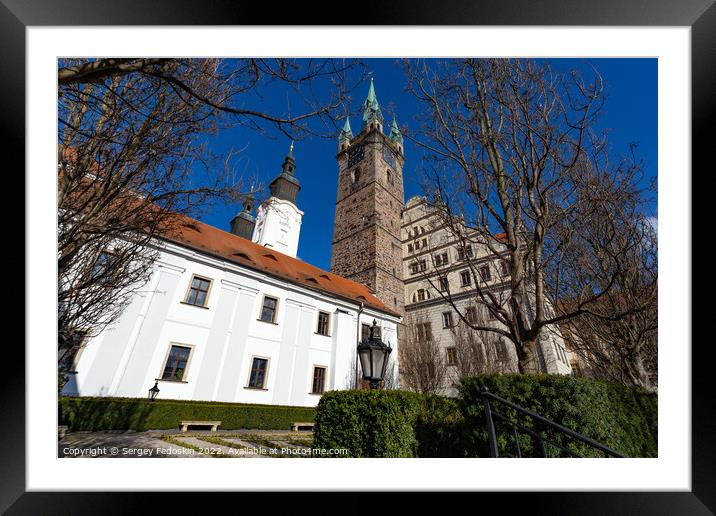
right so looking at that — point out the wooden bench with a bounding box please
[179,420,221,432]
[290,422,314,432]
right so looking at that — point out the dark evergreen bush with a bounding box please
[313,376,657,458]
[459,374,657,458]
[313,390,463,457]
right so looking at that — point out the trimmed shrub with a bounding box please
[313,390,463,457]
[313,376,657,458]
[459,374,657,458]
[59,396,316,431]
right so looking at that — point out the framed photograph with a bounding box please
[7,0,711,512]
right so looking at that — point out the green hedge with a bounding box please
[313,390,463,457]
[59,396,316,431]
[313,376,657,458]
[459,374,657,458]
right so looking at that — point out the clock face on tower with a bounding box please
[348,145,364,167]
[382,145,397,170]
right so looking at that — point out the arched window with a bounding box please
[387,169,393,185]
[351,168,360,184]
[412,288,430,303]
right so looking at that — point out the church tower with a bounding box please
[330,80,405,314]
[252,143,304,258]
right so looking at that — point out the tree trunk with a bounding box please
[515,339,539,374]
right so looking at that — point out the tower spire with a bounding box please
[339,117,353,142]
[362,77,384,130]
[229,193,256,240]
[269,142,301,203]
[389,117,403,145]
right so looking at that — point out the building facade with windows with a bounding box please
[324,81,572,397]
[63,80,573,406]
[401,196,572,395]
[63,144,401,408]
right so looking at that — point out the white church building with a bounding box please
[62,144,401,408]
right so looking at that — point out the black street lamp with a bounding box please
[148,381,160,401]
[357,319,392,390]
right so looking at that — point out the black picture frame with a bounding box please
[5,0,710,512]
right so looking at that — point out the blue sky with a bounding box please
[199,58,657,271]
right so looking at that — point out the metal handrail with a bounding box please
[480,385,626,458]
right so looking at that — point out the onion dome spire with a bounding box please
[230,193,256,239]
[268,141,301,204]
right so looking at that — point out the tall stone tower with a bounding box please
[330,80,405,314]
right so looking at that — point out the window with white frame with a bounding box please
[500,259,511,276]
[442,311,454,328]
[446,347,457,366]
[439,276,449,292]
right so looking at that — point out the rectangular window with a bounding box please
[184,275,212,307]
[248,357,269,389]
[419,259,427,272]
[460,270,472,287]
[446,347,457,366]
[500,259,511,276]
[90,251,118,283]
[414,322,432,342]
[311,366,327,394]
[259,296,278,323]
[434,252,449,267]
[439,277,449,292]
[361,323,371,342]
[316,311,331,336]
[409,263,419,275]
[161,345,192,381]
[457,246,473,261]
[479,265,492,282]
[422,238,427,248]
[414,240,420,250]
[58,330,88,373]
[408,243,414,253]
[442,311,454,328]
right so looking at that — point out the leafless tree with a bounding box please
[403,58,654,374]
[58,58,366,371]
[449,317,514,380]
[399,313,450,394]
[561,218,657,390]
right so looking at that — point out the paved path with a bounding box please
[59,430,313,459]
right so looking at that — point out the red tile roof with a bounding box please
[58,146,399,317]
[162,214,401,318]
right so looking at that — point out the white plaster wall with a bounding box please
[252,198,304,258]
[65,241,401,408]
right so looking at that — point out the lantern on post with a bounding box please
[148,381,160,401]
[357,319,392,389]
